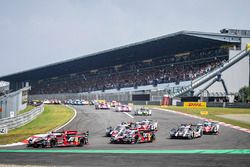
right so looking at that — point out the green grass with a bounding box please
[17,105,35,115]
[159,106,250,129]
[0,105,74,145]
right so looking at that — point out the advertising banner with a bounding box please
[184,102,207,108]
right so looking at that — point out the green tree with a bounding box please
[238,86,250,102]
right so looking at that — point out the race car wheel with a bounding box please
[78,139,85,147]
[170,135,174,139]
[213,127,218,133]
[50,140,56,148]
[33,143,39,148]
[188,133,194,139]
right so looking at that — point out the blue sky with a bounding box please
[0,0,249,76]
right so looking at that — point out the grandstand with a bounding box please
[0,29,249,103]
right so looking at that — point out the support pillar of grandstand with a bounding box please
[200,90,209,103]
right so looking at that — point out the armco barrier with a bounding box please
[0,104,44,130]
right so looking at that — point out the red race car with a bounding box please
[52,130,88,147]
[202,121,220,134]
[95,102,110,110]
[110,129,155,144]
[27,130,88,148]
[134,120,158,132]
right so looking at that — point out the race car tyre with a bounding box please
[33,143,39,148]
[50,140,56,148]
[188,133,194,139]
[213,127,218,133]
[78,139,85,147]
[150,135,155,142]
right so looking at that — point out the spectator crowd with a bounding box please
[30,47,228,94]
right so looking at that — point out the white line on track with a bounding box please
[123,112,134,119]
[53,105,77,131]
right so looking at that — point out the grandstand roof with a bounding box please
[0,30,247,82]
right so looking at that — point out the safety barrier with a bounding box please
[0,104,44,130]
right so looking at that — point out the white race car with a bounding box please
[134,107,152,116]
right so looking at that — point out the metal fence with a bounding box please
[0,104,44,131]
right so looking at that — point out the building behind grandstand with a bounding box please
[0,29,249,105]
[0,81,30,119]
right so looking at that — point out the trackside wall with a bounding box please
[0,104,44,130]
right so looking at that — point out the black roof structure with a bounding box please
[0,30,244,82]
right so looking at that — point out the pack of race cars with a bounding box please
[170,121,220,139]
[26,119,219,148]
[93,100,153,116]
[26,101,220,148]
[106,119,158,144]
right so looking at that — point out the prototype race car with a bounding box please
[110,101,121,107]
[27,130,88,148]
[52,130,88,147]
[110,129,155,144]
[170,124,203,139]
[105,122,129,137]
[27,133,57,148]
[95,102,110,110]
[134,119,158,131]
[115,105,132,112]
[202,120,220,134]
[106,120,157,137]
[134,107,152,116]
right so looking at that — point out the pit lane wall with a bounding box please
[0,104,44,131]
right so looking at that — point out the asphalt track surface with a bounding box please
[0,105,250,166]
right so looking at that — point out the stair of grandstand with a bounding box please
[171,49,250,98]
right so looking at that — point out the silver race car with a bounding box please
[170,124,203,139]
[134,107,152,116]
